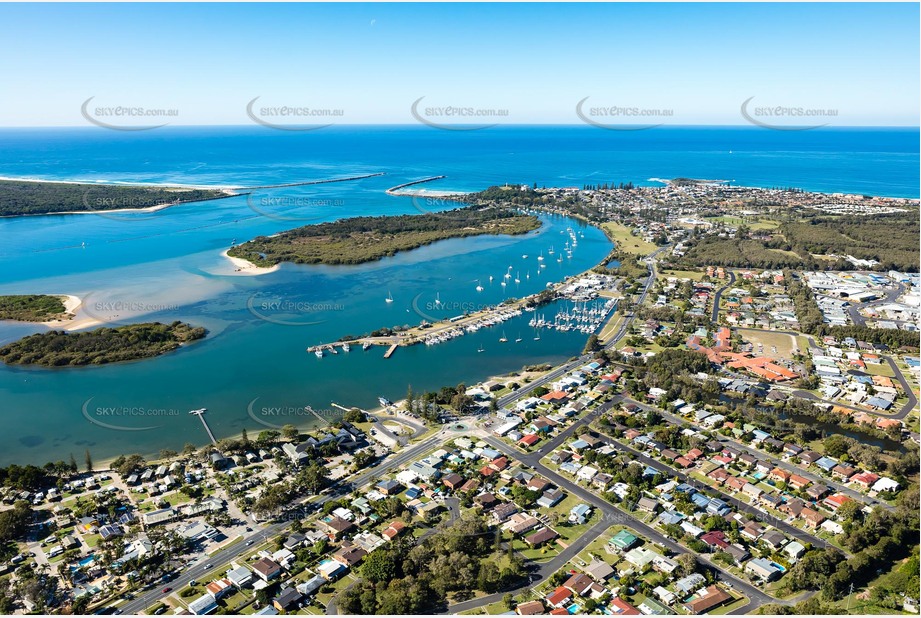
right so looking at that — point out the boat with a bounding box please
[522,254,528,259]
[475,279,484,292]
[537,252,544,262]
[477,344,485,353]
[385,291,394,303]
[500,281,507,287]
[434,293,441,306]
[514,271,520,284]
[515,333,522,343]
[314,348,324,358]
[489,275,494,281]
[342,343,350,352]
[533,332,541,341]
[329,345,338,355]
[378,397,393,407]
[549,245,554,255]
[362,342,372,351]
[499,331,508,343]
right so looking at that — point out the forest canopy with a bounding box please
[0,295,68,322]
[0,180,231,216]
[0,321,206,367]
[228,205,540,266]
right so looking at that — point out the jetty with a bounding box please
[383,344,398,359]
[385,175,447,195]
[189,408,217,445]
[239,172,385,191]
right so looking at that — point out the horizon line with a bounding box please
[0,123,919,130]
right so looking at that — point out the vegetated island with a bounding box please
[0,294,73,322]
[0,179,235,216]
[0,321,206,367]
[226,202,540,266]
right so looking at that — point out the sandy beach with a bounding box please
[41,294,104,331]
[221,249,281,276]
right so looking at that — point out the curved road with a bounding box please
[710,270,737,324]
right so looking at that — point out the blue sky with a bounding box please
[1,3,918,126]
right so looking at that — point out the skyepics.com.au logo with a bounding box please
[246,97,344,131]
[81,97,178,131]
[411,293,495,323]
[81,189,173,222]
[246,398,341,429]
[409,194,471,218]
[246,294,343,327]
[410,96,508,131]
[245,193,345,222]
[576,97,673,131]
[740,97,837,131]
[81,292,181,327]
[82,397,180,432]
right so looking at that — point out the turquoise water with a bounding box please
[0,126,916,465]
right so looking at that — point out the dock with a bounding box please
[190,408,218,445]
[383,344,398,359]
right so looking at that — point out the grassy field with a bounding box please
[597,313,625,344]
[705,215,780,231]
[862,362,896,378]
[601,222,657,255]
[659,268,706,281]
[737,329,798,359]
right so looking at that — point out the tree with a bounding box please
[68,453,78,473]
[502,593,515,610]
[298,462,329,494]
[84,449,93,472]
[312,539,329,556]
[584,334,602,354]
[406,385,415,413]
[282,424,299,441]
[675,553,698,577]
[362,548,400,583]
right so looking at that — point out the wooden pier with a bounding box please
[190,408,218,445]
[383,344,398,359]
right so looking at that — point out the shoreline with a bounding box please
[43,294,103,332]
[221,249,281,276]
[40,294,105,332]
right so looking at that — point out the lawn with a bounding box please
[659,268,706,281]
[862,362,896,378]
[601,222,657,255]
[704,215,779,231]
[737,329,797,359]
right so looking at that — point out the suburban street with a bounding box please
[621,395,894,513]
